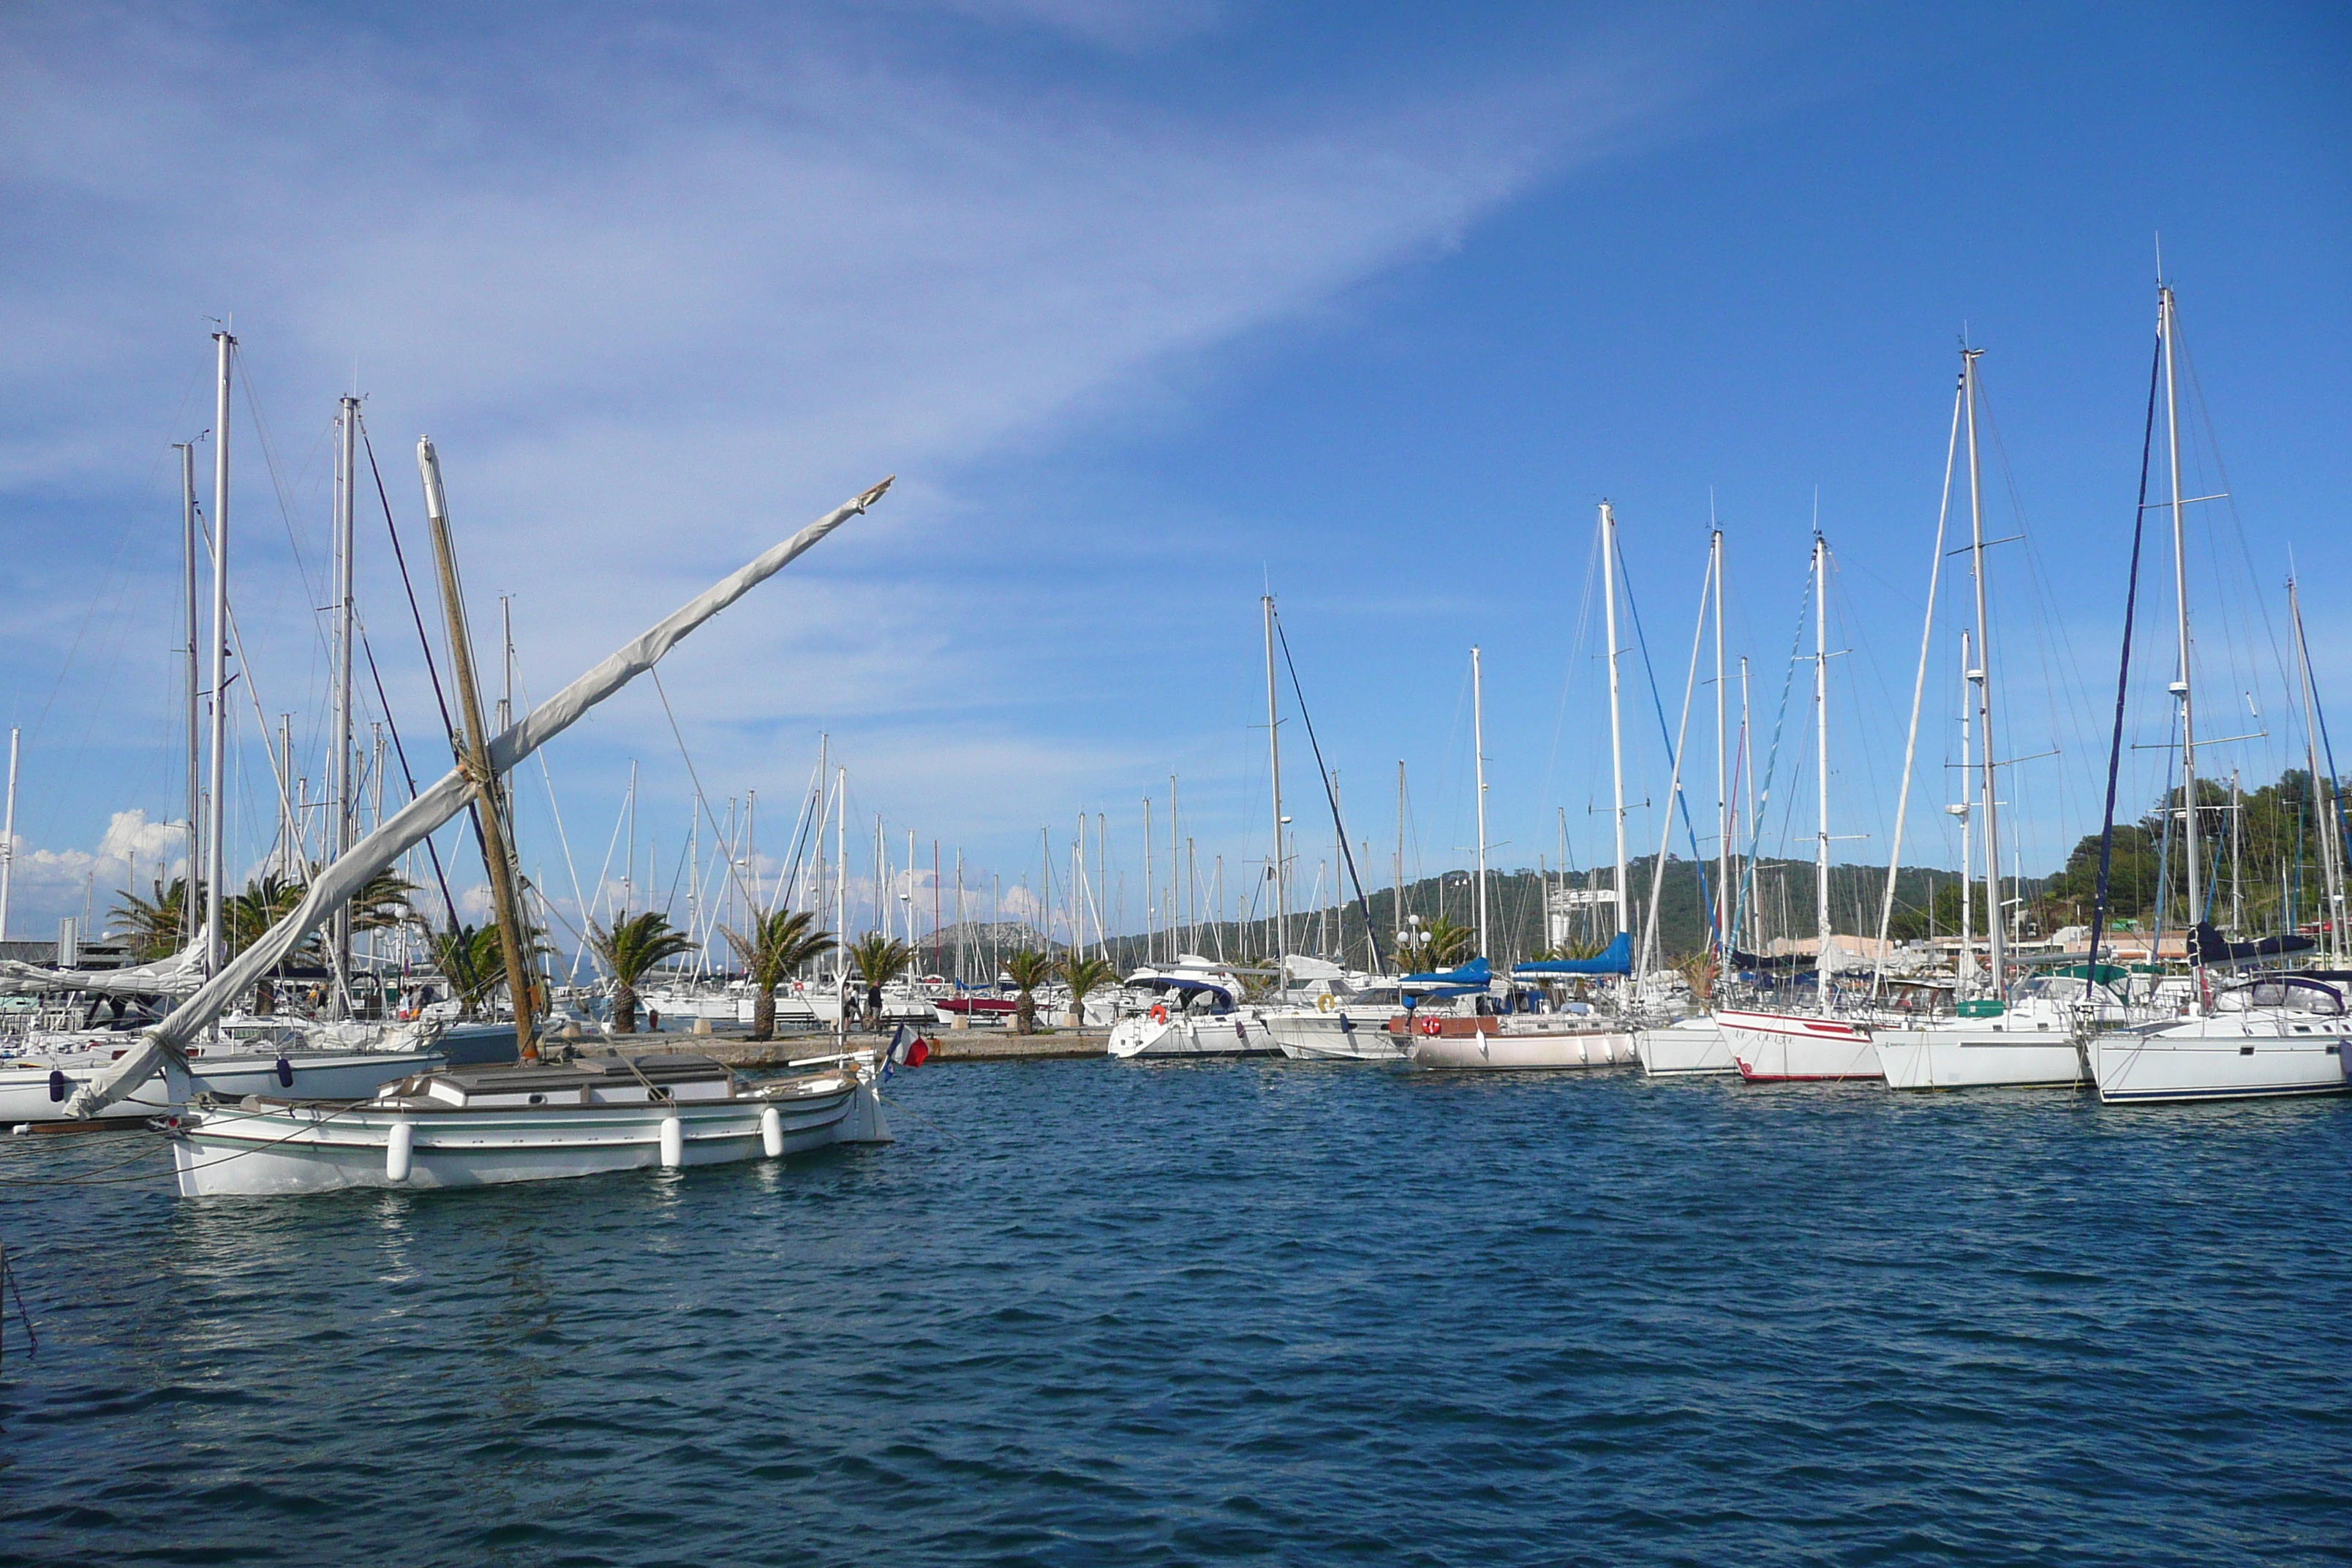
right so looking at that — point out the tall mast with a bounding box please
[1812,530,1832,1004]
[1962,348,2005,996]
[1143,796,1154,965]
[1471,646,1490,957]
[0,728,16,941]
[1169,774,1180,954]
[418,437,537,1058]
[2163,284,2201,954]
[1712,527,1728,974]
[177,440,201,948]
[1395,761,1406,975]
[1602,503,1629,944]
[2291,577,2343,962]
[1262,595,1287,959]
[204,331,233,981]
[331,397,358,1010]
[1956,629,1975,996]
[834,766,846,982]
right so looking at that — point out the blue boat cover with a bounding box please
[1398,957,1492,987]
[1511,932,1633,977]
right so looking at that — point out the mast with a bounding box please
[2162,284,2202,957]
[417,437,537,1059]
[178,441,201,948]
[1395,761,1406,975]
[1602,502,1629,945]
[1712,527,1728,977]
[204,331,233,982]
[1471,644,1490,959]
[1143,796,1154,965]
[331,397,358,1011]
[2291,576,2343,962]
[1169,774,1180,954]
[1812,530,1831,1006]
[1956,630,1975,996]
[1962,348,2005,997]
[1262,595,1288,960]
[0,728,15,941]
[834,766,846,1034]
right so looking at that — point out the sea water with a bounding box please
[1,1060,2346,1565]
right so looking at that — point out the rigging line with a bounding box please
[1733,559,1813,957]
[2087,328,2167,977]
[1273,614,1387,970]
[647,668,766,923]
[2294,600,2352,881]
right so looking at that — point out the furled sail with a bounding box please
[67,477,892,1118]
[0,936,208,998]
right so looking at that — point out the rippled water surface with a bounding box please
[4,1060,2349,1565]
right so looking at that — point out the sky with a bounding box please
[1,1,2348,957]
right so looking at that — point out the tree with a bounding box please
[1419,915,1477,968]
[110,876,200,962]
[846,933,915,1027]
[592,911,695,1033]
[427,922,506,1017]
[1059,954,1117,1025]
[724,908,835,1040]
[1002,949,1055,1035]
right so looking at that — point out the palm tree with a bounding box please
[427,922,506,1016]
[1058,954,1117,1025]
[110,876,200,962]
[845,933,915,1027]
[592,911,696,1033]
[724,908,835,1040]
[1420,915,1477,968]
[347,868,418,935]
[1002,949,1055,1035]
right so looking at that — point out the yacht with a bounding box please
[1104,959,1273,1058]
[1873,974,2122,1090]
[2091,974,2350,1103]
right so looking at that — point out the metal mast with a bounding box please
[1262,595,1288,960]
[0,728,15,940]
[1962,348,2005,997]
[1471,644,1490,959]
[2162,284,2201,957]
[177,440,202,948]
[1956,630,1975,995]
[203,332,234,983]
[1602,503,1629,943]
[1812,530,1832,1004]
[331,397,359,1010]
[2291,577,2343,963]
[1712,527,1728,975]
[418,437,536,1058]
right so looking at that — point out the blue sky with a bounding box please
[1,1,2347,951]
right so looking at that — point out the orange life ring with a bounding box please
[1418,1016,1444,1037]
[1149,1003,1169,1024]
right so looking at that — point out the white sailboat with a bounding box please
[1104,957,1273,1058]
[66,454,902,1191]
[1719,532,1880,1081]
[2089,282,2349,1104]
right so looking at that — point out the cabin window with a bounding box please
[528,1093,546,1105]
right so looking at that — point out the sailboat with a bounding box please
[1409,507,1639,1071]
[2087,282,2350,1104]
[1716,532,1880,1081]
[67,451,901,1190]
[1872,345,2099,1090]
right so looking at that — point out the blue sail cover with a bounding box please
[1512,931,1633,977]
[1398,957,1492,987]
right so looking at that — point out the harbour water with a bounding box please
[3,1060,2348,1564]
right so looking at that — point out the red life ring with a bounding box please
[1149,1003,1169,1025]
[1417,1016,1444,1037]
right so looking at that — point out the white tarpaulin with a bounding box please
[67,476,890,1118]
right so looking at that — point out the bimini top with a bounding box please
[1512,932,1633,978]
[1398,957,1490,995]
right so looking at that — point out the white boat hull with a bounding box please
[1717,1008,1880,1082]
[168,1075,888,1195]
[1635,1017,1733,1076]
[1407,1025,1639,1071]
[2,1047,448,1128]
[1262,1012,1406,1061]
[2091,1019,2349,1104]
[1106,1011,1273,1058]
[1875,1026,2086,1090]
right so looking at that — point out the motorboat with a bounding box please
[166,1049,889,1195]
[1262,983,1407,1062]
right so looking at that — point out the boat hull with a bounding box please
[1717,1008,1880,1082]
[1262,1012,1406,1061]
[2,1047,447,1129]
[1875,1027,2086,1090]
[1106,1012,1274,1058]
[2091,1022,2349,1104]
[168,1076,886,1196]
[1406,1022,1639,1071]
[1635,1017,1733,1076]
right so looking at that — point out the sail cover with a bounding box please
[1512,932,1633,977]
[1398,957,1491,987]
[2190,921,2317,968]
[0,936,208,998]
[66,477,891,1119]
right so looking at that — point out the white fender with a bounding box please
[759,1105,784,1158]
[386,1120,414,1183]
[658,1115,684,1169]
